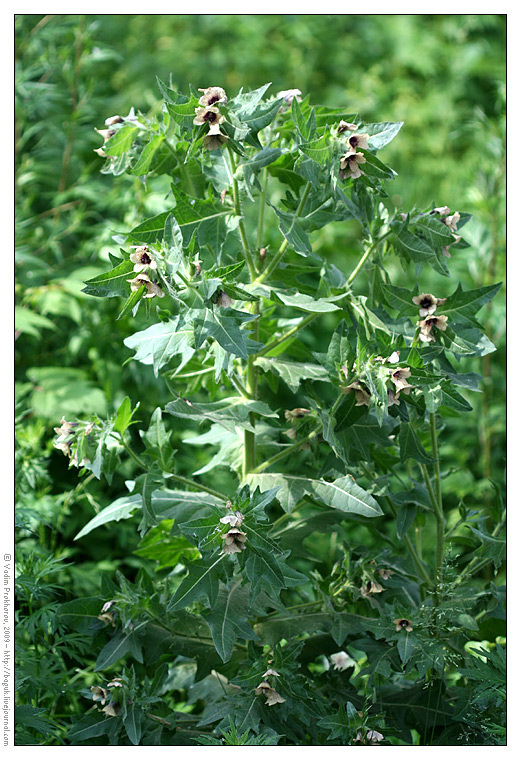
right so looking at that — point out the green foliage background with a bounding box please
[14,14,505,745]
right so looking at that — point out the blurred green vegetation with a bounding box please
[14,15,505,743]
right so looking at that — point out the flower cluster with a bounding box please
[339,121,370,180]
[341,351,414,408]
[90,677,123,717]
[53,416,95,467]
[430,205,462,257]
[254,666,285,706]
[194,86,228,151]
[354,729,384,745]
[220,510,247,554]
[93,114,123,158]
[413,293,448,343]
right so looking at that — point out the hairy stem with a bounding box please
[255,312,318,358]
[228,147,256,280]
[254,182,311,285]
[429,413,445,588]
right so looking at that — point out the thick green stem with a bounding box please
[429,413,445,588]
[256,167,269,251]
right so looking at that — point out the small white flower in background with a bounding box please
[262,668,281,678]
[254,680,286,706]
[101,600,116,613]
[387,350,401,364]
[443,211,460,232]
[337,120,359,133]
[276,88,302,103]
[330,651,356,671]
[355,729,384,744]
[102,702,121,717]
[90,686,108,705]
[431,205,451,216]
[104,114,123,126]
[219,511,244,528]
[107,679,123,688]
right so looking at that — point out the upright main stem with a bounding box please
[429,413,445,588]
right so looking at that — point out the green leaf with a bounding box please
[255,357,329,392]
[298,133,331,164]
[168,554,225,611]
[415,214,455,246]
[468,527,505,571]
[364,120,404,150]
[104,124,139,156]
[57,597,103,633]
[193,307,261,359]
[14,306,57,337]
[399,423,435,464]
[135,469,163,535]
[271,288,344,313]
[270,204,312,256]
[396,504,417,540]
[246,474,383,516]
[203,582,257,662]
[130,134,165,176]
[381,283,418,315]
[95,621,147,670]
[67,715,118,742]
[123,316,195,376]
[82,258,135,298]
[166,396,277,434]
[117,284,145,319]
[140,407,175,471]
[74,494,142,540]
[393,227,437,264]
[397,633,416,664]
[113,396,137,436]
[171,184,236,251]
[241,98,284,133]
[128,211,172,244]
[441,282,502,320]
[123,705,143,746]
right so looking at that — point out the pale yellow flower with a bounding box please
[222,528,248,554]
[198,86,228,107]
[193,106,225,128]
[126,274,165,299]
[339,151,366,180]
[129,245,157,273]
[412,293,447,317]
[393,618,413,632]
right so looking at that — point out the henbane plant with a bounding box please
[53,81,504,746]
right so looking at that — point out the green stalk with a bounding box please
[228,147,257,280]
[256,167,269,251]
[256,312,318,358]
[120,438,227,500]
[429,413,445,588]
[250,426,321,475]
[254,182,311,285]
[346,230,392,286]
[384,496,433,588]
